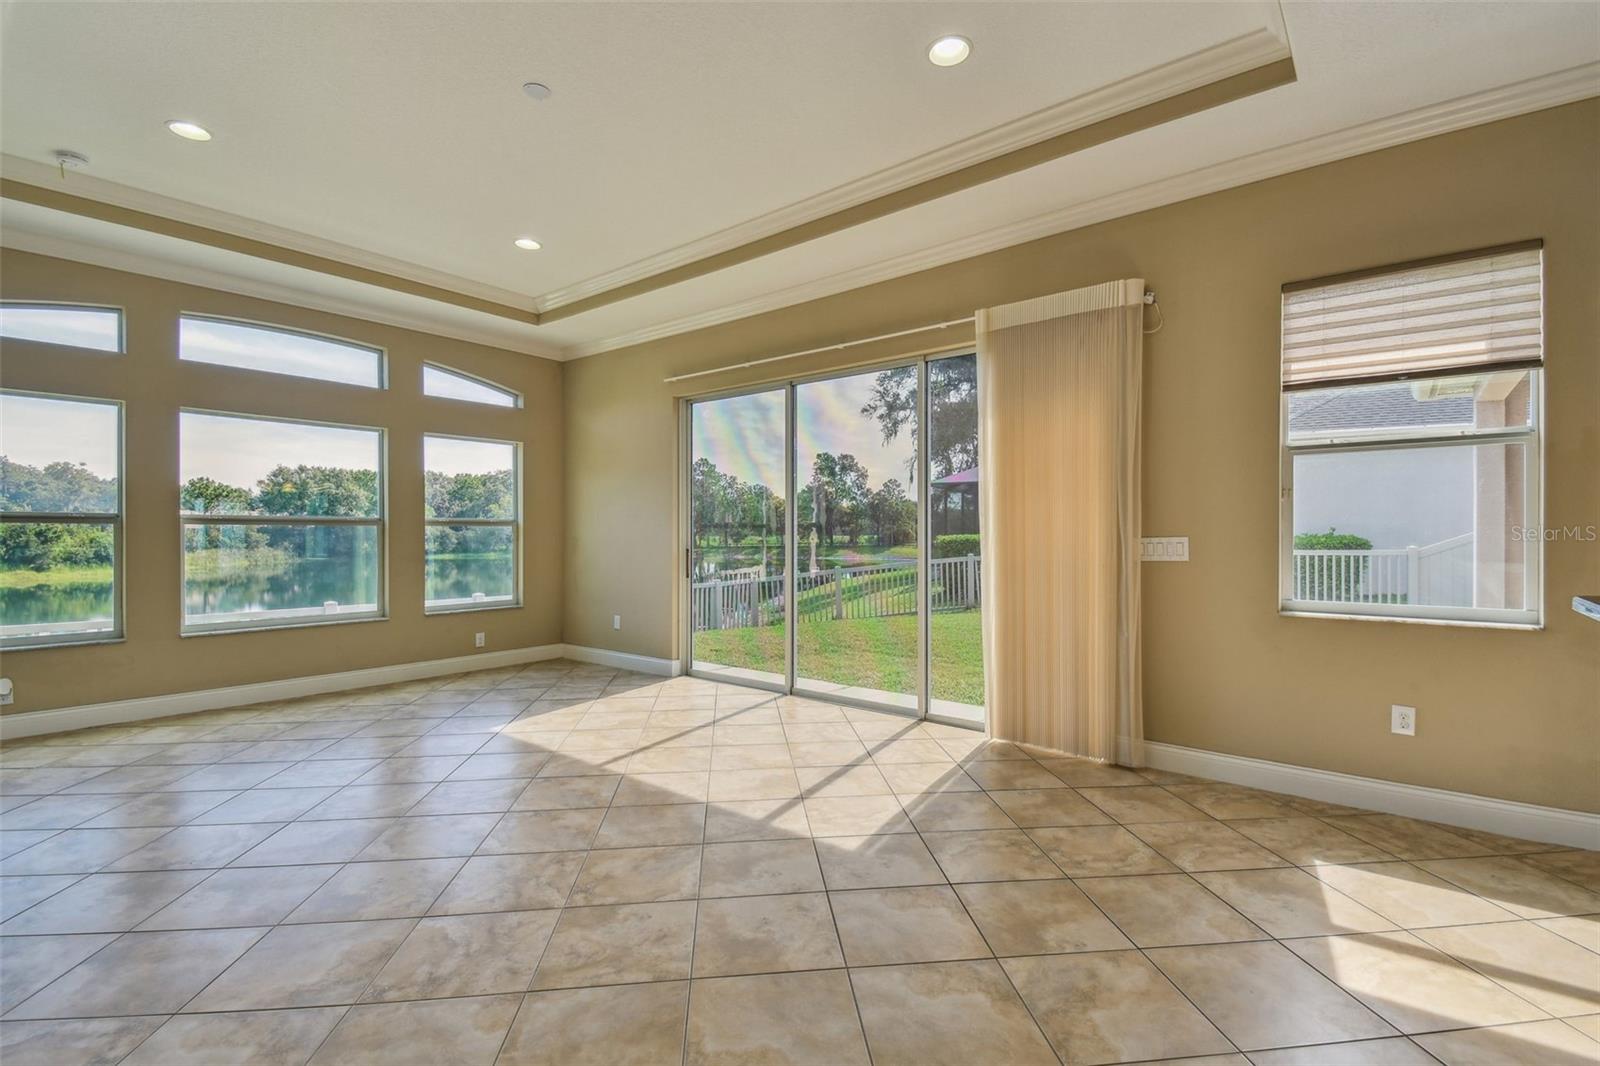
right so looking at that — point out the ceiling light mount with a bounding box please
[521,82,552,102]
[51,149,90,172]
[928,35,971,67]
[514,237,542,251]
[166,119,212,141]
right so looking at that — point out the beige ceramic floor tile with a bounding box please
[1287,929,1550,1033]
[284,858,463,922]
[802,795,912,837]
[1537,915,1600,954]
[1078,786,1211,823]
[954,879,1132,956]
[1416,856,1600,918]
[1521,850,1600,894]
[960,760,1065,790]
[829,885,990,966]
[427,851,584,915]
[9,926,265,1018]
[1147,940,1397,1051]
[478,808,605,854]
[362,909,560,1000]
[794,764,895,798]
[183,919,414,1011]
[1195,868,1398,937]
[309,994,522,1066]
[1004,949,1235,1065]
[1230,818,1397,866]
[0,1017,167,1066]
[1308,861,1521,928]
[1036,758,1149,788]
[900,791,1016,832]
[692,892,844,977]
[849,959,1058,1066]
[531,900,697,989]
[593,803,706,848]
[687,969,870,1066]
[703,798,812,842]
[815,833,946,890]
[1412,1019,1600,1066]
[1160,784,1303,820]
[921,828,1063,882]
[499,982,689,1065]
[1415,921,1600,1016]
[699,839,824,897]
[0,932,119,1013]
[355,813,500,861]
[986,787,1112,827]
[0,870,209,934]
[568,844,702,905]
[511,776,620,811]
[1323,816,1486,861]
[1128,821,1290,872]
[1077,873,1268,948]
[1246,1036,1440,1064]
[122,1007,346,1065]
[1026,825,1178,876]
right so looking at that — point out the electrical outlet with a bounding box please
[0,678,12,706]
[474,632,486,649]
[612,615,622,630]
[1391,704,1416,736]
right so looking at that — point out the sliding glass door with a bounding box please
[687,388,788,688]
[685,354,984,728]
[793,366,920,710]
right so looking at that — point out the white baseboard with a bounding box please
[0,644,568,741]
[558,644,682,677]
[1145,741,1600,850]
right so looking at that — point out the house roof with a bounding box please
[1288,383,1473,433]
[934,467,980,485]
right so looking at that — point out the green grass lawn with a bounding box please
[693,609,984,705]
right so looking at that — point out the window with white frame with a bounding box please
[0,303,123,352]
[1280,243,1543,625]
[423,363,520,407]
[179,315,385,388]
[180,411,384,632]
[0,391,123,647]
[424,434,519,611]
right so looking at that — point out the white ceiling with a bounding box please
[1,2,1596,360]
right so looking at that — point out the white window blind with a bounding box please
[1281,242,1542,390]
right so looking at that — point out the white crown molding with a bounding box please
[0,226,566,360]
[566,61,1600,360]
[1144,742,1600,850]
[533,28,1292,313]
[0,644,569,741]
[0,154,538,313]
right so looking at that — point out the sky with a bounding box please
[691,372,917,499]
[181,317,382,387]
[0,306,121,352]
[1,394,119,476]
[425,435,515,476]
[181,412,380,488]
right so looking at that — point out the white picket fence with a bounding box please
[691,556,981,632]
[1290,533,1474,606]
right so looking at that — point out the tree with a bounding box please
[0,456,117,513]
[255,465,379,517]
[180,477,251,515]
[861,355,978,481]
[806,452,868,546]
[867,479,916,546]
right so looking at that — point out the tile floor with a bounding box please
[0,659,1596,1065]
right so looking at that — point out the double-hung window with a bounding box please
[1280,242,1544,626]
[424,434,519,612]
[180,411,385,632]
[0,392,123,647]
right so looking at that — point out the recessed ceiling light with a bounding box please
[514,237,542,251]
[928,35,971,67]
[166,120,212,141]
[522,82,552,101]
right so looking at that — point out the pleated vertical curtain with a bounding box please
[978,279,1144,765]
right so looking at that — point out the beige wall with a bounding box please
[0,250,564,714]
[563,100,1600,812]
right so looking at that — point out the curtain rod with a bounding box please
[662,290,1158,385]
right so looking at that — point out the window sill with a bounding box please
[425,602,522,617]
[181,613,387,638]
[0,636,126,652]
[1279,609,1543,632]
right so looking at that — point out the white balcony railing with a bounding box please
[691,555,981,632]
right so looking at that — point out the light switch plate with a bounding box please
[1140,536,1189,562]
